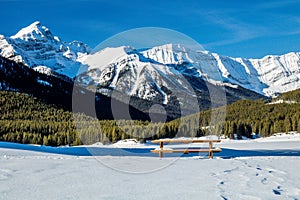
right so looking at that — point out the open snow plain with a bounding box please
[1,133,300,200]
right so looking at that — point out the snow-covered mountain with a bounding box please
[139,44,300,97]
[79,45,197,104]
[79,43,300,102]
[76,44,266,117]
[1,21,300,104]
[249,53,300,96]
[0,21,91,78]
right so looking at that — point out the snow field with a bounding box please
[1,134,300,200]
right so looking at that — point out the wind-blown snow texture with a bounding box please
[1,22,300,99]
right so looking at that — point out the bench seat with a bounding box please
[151,147,222,154]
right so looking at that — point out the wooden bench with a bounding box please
[151,139,222,158]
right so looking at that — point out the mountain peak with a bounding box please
[10,21,59,42]
[141,43,194,65]
[150,43,189,52]
[31,21,41,26]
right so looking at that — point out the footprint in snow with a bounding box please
[220,195,228,200]
[273,186,283,196]
[261,177,268,184]
[0,169,15,180]
[273,189,281,195]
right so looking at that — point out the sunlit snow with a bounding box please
[0,133,300,199]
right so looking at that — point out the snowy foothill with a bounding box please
[1,133,300,199]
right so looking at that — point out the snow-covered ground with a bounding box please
[1,133,300,200]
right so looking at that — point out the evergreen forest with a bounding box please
[1,90,300,146]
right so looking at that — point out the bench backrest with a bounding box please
[151,139,221,144]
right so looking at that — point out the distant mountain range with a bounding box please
[1,21,300,120]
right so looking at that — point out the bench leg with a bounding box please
[159,141,164,158]
[160,141,163,149]
[159,151,163,158]
[209,141,213,159]
[208,150,213,159]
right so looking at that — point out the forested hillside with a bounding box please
[1,90,300,146]
[217,99,300,138]
[153,98,300,140]
[0,91,150,146]
[0,91,80,146]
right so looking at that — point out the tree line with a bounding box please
[1,91,300,146]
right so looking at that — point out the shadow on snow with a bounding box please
[1,142,300,158]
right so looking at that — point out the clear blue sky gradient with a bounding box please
[1,0,300,58]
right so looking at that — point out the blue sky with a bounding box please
[1,0,300,58]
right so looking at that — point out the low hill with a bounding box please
[273,88,300,102]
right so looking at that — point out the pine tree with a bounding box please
[43,135,49,146]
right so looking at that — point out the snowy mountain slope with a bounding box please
[0,21,91,78]
[77,45,265,116]
[81,43,299,103]
[249,52,300,96]
[0,55,150,121]
[140,44,300,97]
[79,46,195,105]
[1,21,300,105]
[78,42,299,109]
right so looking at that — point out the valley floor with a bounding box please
[1,134,300,200]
